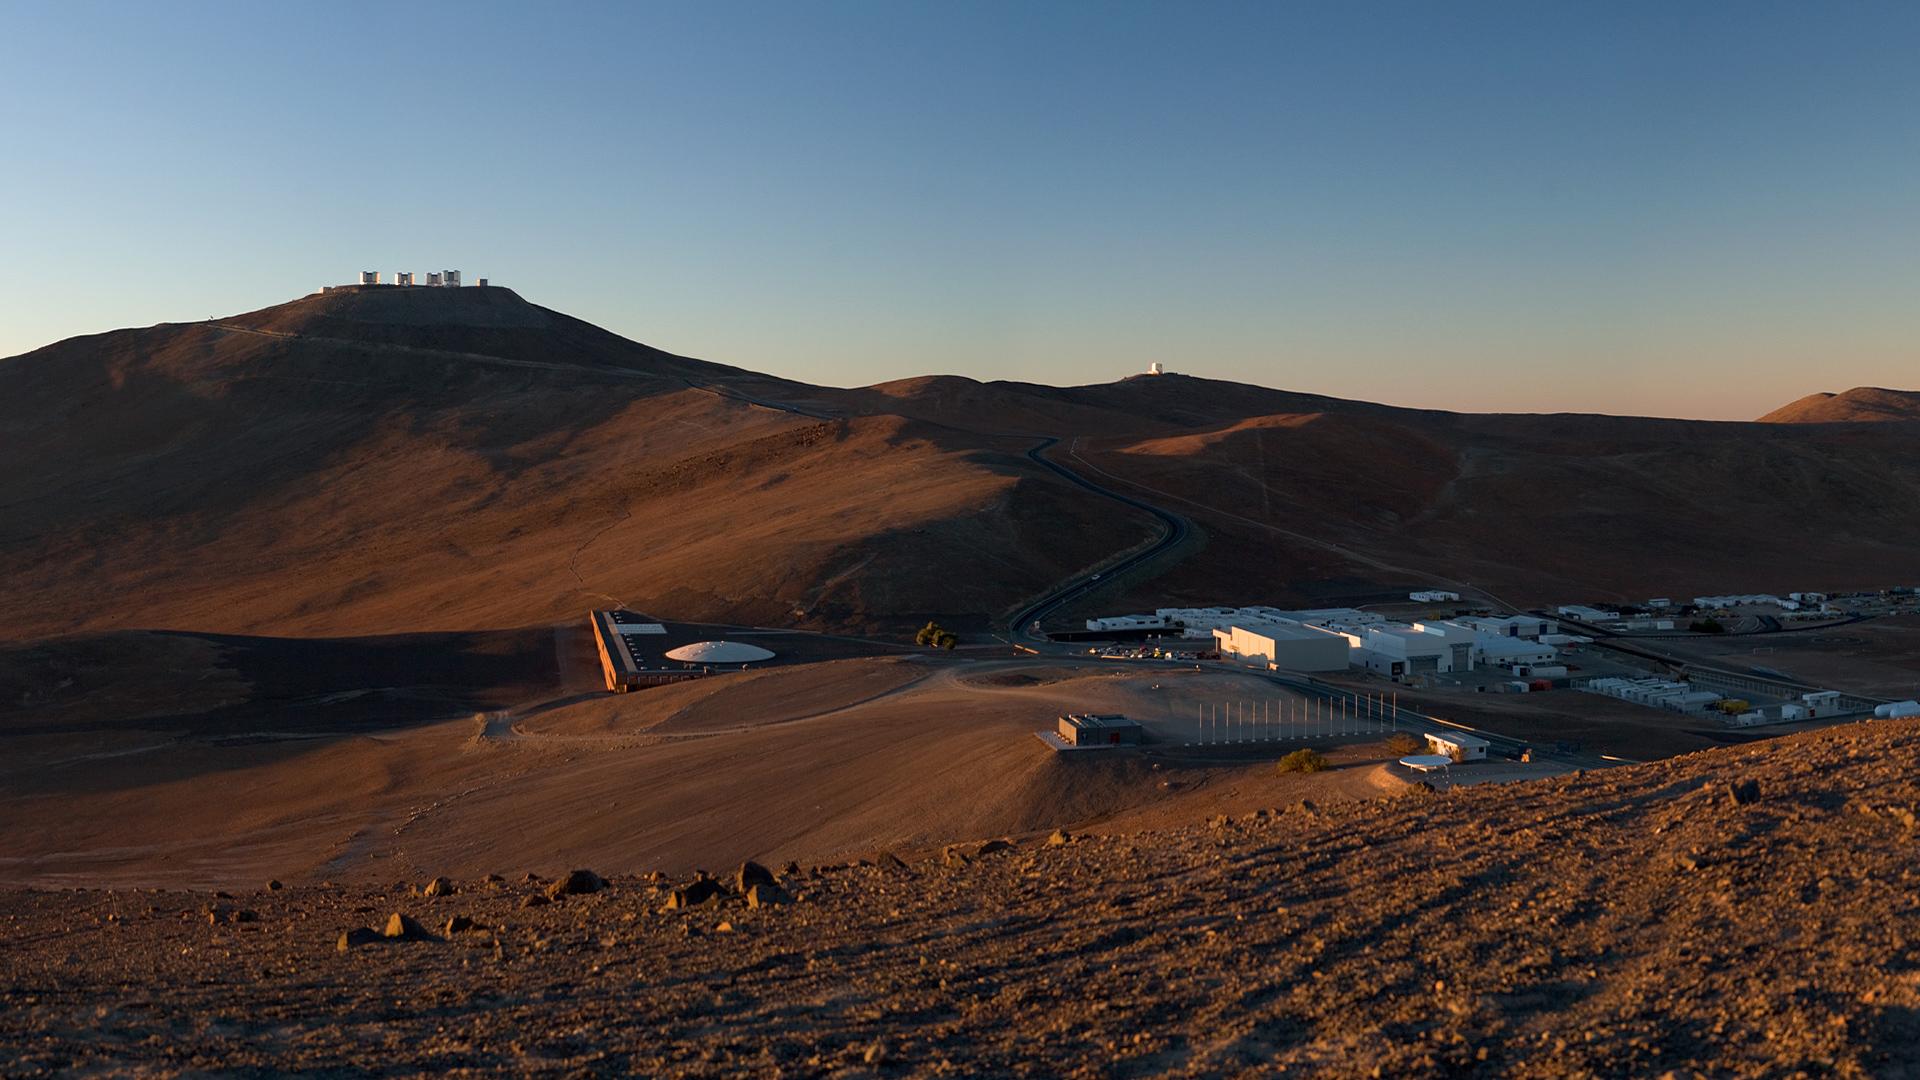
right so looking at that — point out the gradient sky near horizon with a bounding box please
[3,1,1918,418]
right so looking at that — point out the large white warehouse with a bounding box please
[1213,621,1351,672]
[1344,621,1478,677]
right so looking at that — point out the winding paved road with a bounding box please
[1006,437,1192,642]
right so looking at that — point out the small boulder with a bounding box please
[265,880,284,891]
[1046,828,1072,847]
[444,915,477,935]
[735,861,776,893]
[422,877,455,898]
[665,878,729,910]
[520,894,551,909]
[874,851,910,872]
[942,845,972,868]
[781,861,802,877]
[336,927,380,952]
[972,838,1015,859]
[1727,780,1761,806]
[546,869,606,900]
[745,883,793,908]
[382,913,436,941]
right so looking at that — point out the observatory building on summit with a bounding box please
[324,268,477,293]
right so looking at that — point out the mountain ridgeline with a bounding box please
[4,285,1919,640]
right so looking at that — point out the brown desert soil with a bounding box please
[4,719,1918,1076]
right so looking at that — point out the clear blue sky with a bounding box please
[4,1,1918,418]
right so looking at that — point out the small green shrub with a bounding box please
[1278,749,1330,774]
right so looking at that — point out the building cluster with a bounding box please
[1087,605,1576,680]
[320,269,491,294]
[1581,677,1854,727]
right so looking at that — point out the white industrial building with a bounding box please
[1342,621,1478,678]
[359,270,380,285]
[1459,615,1556,640]
[1476,636,1559,669]
[1213,620,1352,672]
[1409,590,1461,603]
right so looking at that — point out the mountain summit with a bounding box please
[1757,386,1920,423]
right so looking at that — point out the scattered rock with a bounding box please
[520,894,551,909]
[1727,780,1762,806]
[875,851,910,872]
[546,869,605,899]
[1046,829,1072,847]
[735,861,776,893]
[382,913,436,941]
[483,873,504,884]
[746,883,793,908]
[666,878,730,910]
[782,861,802,876]
[973,838,1015,858]
[265,880,284,891]
[422,877,455,898]
[715,920,735,933]
[942,845,972,868]
[444,915,477,935]
[336,927,380,952]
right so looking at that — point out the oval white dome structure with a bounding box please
[664,640,775,664]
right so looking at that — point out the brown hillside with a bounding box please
[0,289,1156,639]
[4,717,1918,1075]
[7,289,1920,639]
[1758,386,1920,423]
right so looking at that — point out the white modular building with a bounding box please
[1425,730,1489,762]
[1084,614,1168,632]
[1556,605,1619,622]
[1213,620,1351,672]
[1409,590,1462,603]
[1281,608,1386,631]
[1693,594,1786,610]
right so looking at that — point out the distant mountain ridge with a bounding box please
[1758,386,1920,423]
[5,287,1920,641]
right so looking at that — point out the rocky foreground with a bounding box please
[4,721,1920,1077]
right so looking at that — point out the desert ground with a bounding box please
[0,626,1432,891]
[4,717,1918,1076]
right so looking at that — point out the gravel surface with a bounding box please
[4,720,1919,1077]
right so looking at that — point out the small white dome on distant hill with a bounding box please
[665,640,775,664]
